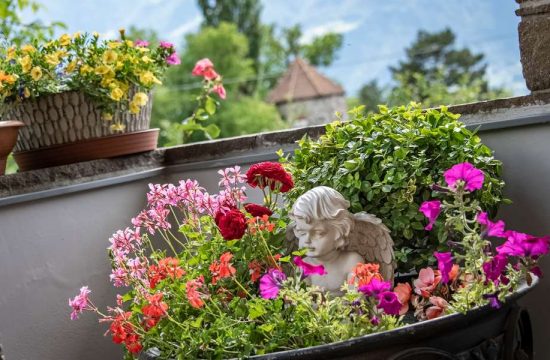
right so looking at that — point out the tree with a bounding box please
[358,80,385,113]
[0,0,65,45]
[125,25,160,47]
[280,24,343,67]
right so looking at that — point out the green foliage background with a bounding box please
[286,103,506,272]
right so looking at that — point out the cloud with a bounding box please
[167,17,202,44]
[301,20,361,43]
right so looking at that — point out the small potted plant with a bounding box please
[0,30,181,170]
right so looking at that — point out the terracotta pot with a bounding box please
[0,121,24,175]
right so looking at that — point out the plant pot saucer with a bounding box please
[13,128,159,171]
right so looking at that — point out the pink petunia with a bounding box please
[377,291,401,315]
[212,84,226,99]
[497,231,550,258]
[159,41,174,49]
[165,52,181,66]
[419,200,441,231]
[477,212,507,238]
[443,162,485,192]
[358,277,391,297]
[293,256,327,277]
[135,39,149,47]
[433,251,453,284]
[259,269,287,299]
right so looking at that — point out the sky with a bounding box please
[27,0,527,97]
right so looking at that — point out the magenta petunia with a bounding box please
[377,291,401,315]
[443,162,485,192]
[259,269,287,299]
[482,254,508,284]
[358,277,391,297]
[165,52,181,66]
[159,40,174,49]
[419,200,441,231]
[293,256,327,276]
[496,231,550,258]
[483,293,501,309]
[135,39,149,47]
[477,212,506,238]
[434,251,453,284]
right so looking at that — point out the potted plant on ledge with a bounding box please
[0,30,180,171]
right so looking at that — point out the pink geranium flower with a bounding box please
[69,286,91,320]
[192,58,219,80]
[212,84,226,99]
[425,296,449,319]
[477,212,506,238]
[443,162,484,192]
[419,200,441,231]
[293,256,327,276]
[259,269,287,299]
[165,52,181,66]
[413,267,441,298]
[433,251,453,284]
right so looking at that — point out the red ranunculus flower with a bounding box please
[244,203,273,217]
[215,208,247,240]
[246,162,294,193]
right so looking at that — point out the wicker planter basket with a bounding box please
[5,90,158,171]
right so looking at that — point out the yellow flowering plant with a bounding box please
[0,29,180,131]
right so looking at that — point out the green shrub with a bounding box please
[286,103,505,272]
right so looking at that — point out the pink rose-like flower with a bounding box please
[192,58,219,80]
[477,212,507,238]
[434,251,453,284]
[358,277,391,297]
[425,296,449,319]
[377,291,401,315]
[419,200,441,231]
[165,52,181,66]
[159,40,174,49]
[215,208,247,240]
[443,162,484,192]
[69,286,91,320]
[135,39,149,47]
[413,267,441,298]
[259,269,287,299]
[293,256,327,276]
[212,84,226,99]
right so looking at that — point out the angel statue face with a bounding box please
[290,186,353,261]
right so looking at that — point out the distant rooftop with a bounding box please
[267,58,345,105]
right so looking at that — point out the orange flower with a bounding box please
[449,264,460,282]
[186,276,206,309]
[210,252,236,285]
[349,263,383,287]
[148,257,185,289]
[394,282,412,315]
[248,260,262,282]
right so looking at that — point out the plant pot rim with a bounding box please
[0,120,24,128]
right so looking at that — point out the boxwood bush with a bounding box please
[286,103,506,273]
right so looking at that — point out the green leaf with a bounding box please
[204,124,221,139]
[205,96,216,115]
[248,301,267,320]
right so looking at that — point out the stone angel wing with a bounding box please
[346,212,395,282]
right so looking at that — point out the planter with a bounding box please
[5,90,155,170]
[0,120,24,175]
[143,279,537,360]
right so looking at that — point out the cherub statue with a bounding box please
[287,186,395,294]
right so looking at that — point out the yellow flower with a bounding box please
[30,66,43,81]
[92,31,100,38]
[101,76,115,87]
[139,71,161,86]
[20,56,32,73]
[129,100,140,114]
[103,50,118,64]
[45,54,60,67]
[132,92,148,106]
[65,60,78,73]
[59,34,72,46]
[73,31,82,39]
[141,56,153,64]
[21,44,36,54]
[115,61,124,70]
[110,87,124,101]
[0,71,17,85]
[102,113,113,121]
[110,123,126,132]
[95,65,112,75]
[6,46,16,60]
[125,40,134,47]
[23,87,31,98]
[108,41,122,49]
[80,64,93,74]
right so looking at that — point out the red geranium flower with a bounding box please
[109,311,142,354]
[246,162,294,193]
[142,293,169,330]
[147,257,185,289]
[186,276,206,309]
[209,252,237,285]
[248,260,262,282]
[215,208,247,240]
[244,203,273,217]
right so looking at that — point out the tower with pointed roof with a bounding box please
[267,58,347,127]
